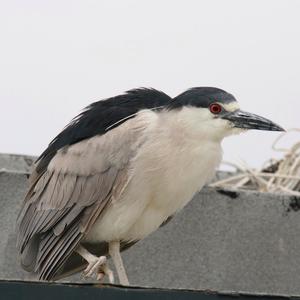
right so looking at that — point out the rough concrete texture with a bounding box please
[0,153,35,173]
[1,154,300,296]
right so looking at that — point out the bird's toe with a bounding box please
[102,264,115,284]
[96,271,105,281]
[83,255,107,277]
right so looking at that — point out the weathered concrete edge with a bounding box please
[0,153,36,173]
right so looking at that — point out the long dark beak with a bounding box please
[222,110,285,131]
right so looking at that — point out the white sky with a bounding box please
[0,0,299,169]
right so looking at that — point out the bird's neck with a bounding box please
[157,107,226,145]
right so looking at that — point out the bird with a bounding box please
[16,87,284,285]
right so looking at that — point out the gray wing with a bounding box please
[16,112,152,280]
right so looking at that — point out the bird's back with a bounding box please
[16,89,172,280]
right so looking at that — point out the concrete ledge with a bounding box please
[0,153,35,173]
[1,154,300,296]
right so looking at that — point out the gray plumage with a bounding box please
[17,114,150,280]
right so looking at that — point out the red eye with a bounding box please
[209,103,222,114]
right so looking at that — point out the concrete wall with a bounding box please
[1,154,300,296]
[0,153,35,173]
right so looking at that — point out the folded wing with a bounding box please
[16,112,152,280]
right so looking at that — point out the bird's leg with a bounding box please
[109,241,129,285]
[76,245,114,283]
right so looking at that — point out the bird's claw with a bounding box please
[83,255,106,277]
[101,264,114,283]
[82,255,114,283]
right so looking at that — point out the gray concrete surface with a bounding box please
[0,153,35,173]
[1,154,300,296]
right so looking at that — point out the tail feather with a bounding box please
[20,235,39,272]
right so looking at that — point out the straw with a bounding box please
[210,129,300,196]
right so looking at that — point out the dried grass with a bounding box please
[210,129,300,196]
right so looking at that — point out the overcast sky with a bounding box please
[0,0,299,169]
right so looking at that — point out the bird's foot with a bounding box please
[95,263,114,283]
[83,255,105,277]
[76,245,114,283]
[83,255,114,283]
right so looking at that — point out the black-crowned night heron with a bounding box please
[16,87,284,285]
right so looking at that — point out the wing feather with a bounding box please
[17,110,154,280]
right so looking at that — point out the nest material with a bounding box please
[210,129,300,196]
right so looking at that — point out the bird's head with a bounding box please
[170,87,284,140]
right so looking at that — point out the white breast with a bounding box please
[86,107,223,243]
